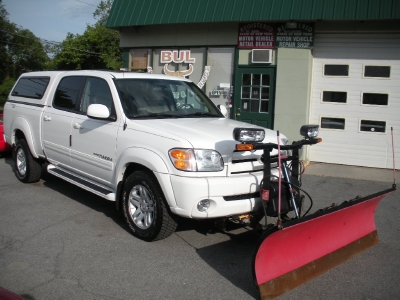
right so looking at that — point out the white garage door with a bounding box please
[309,33,400,169]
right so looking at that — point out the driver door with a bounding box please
[70,76,121,184]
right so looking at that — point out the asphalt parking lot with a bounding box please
[0,154,399,300]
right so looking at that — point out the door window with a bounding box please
[54,76,86,111]
[79,77,116,119]
[241,73,270,113]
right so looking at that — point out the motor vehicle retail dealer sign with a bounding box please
[238,23,275,49]
[238,22,314,49]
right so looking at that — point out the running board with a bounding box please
[47,164,116,201]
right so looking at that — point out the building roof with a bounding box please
[106,0,400,28]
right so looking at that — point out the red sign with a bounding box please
[237,23,275,49]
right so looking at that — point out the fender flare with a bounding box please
[114,147,170,181]
[11,116,39,158]
[113,147,177,208]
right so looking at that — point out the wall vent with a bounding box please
[251,49,272,64]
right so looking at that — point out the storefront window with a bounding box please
[129,49,151,72]
[205,48,235,113]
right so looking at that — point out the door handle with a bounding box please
[74,123,84,129]
[236,113,241,117]
[44,116,51,121]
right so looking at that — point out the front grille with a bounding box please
[223,192,259,201]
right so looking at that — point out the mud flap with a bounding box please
[253,187,396,300]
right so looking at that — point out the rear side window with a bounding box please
[11,77,50,99]
[54,76,86,111]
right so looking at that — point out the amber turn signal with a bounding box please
[170,149,191,160]
[236,144,254,151]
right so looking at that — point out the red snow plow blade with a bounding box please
[253,187,396,299]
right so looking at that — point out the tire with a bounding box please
[14,139,42,183]
[122,171,177,241]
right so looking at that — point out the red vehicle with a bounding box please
[0,110,12,155]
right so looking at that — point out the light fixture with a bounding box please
[197,199,210,212]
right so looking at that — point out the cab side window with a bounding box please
[80,77,116,119]
[54,76,86,111]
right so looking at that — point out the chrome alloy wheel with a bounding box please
[128,184,155,229]
[16,147,27,177]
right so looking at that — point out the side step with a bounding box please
[47,164,116,201]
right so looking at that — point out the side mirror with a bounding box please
[87,104,110,119]
[217,104,228,117]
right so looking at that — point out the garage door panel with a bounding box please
[311,140,396,169]
[313,108,395,118]
[309,33,400,168]
[314,34,400,60]
[312,78,399,88]
[311,152,387,168]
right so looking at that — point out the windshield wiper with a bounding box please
[129,112,182,119]
[184,112,220,118]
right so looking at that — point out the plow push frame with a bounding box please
[233,125,396,299]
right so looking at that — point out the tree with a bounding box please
[0,0,11,83]
[7,24,49,75]
[93,0,113,26]
[0,77,15,107]
[52,0,122,70]
[0,0,49,106]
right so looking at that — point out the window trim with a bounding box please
[320,116,346,131]
[361,92,389,107]
[321,90,348,105]
[359,119,387,134]
[322,63,350,78]
[362,64,391,79]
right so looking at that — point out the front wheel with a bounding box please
[122,171,177,241]
[14,139,42,183]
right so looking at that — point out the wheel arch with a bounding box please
[114,147,175,210]
[11,117,39,158]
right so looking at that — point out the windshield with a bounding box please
[114,78,223,119]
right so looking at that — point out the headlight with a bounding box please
[233,128,265,142]
[300,125,319,139]
[169,148,224,172]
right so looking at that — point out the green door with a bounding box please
[234,68,275,129]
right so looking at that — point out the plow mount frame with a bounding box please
[232,126,397,299]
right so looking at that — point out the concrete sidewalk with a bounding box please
[304,161,399,183]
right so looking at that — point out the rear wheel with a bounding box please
[122,171,177,241]
[14,139,42,183]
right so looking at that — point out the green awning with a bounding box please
[106,0,400,29]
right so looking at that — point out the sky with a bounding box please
[3,0,103,43]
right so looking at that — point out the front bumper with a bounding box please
[168,172,265,218]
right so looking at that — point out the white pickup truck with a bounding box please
[3,70,287,241]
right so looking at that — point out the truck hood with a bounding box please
[134,117,281,163]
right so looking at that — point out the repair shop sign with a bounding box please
[238,22,314,49]
[275,22,314,48]
[238,23,275,49]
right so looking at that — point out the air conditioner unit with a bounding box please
[251,49,272,64]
